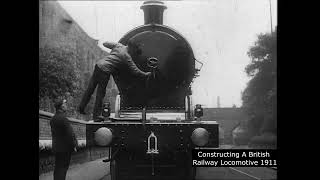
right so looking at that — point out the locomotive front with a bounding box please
[86,1,219,179]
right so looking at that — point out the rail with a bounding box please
[228,167,262,180]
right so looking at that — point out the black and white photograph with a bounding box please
[39,0,277,179]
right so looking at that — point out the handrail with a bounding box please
[39,110,88,124]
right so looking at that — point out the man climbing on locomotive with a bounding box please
[78,39,151,121]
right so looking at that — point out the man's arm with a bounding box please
[71,127,79,150]
[60,116,78,150]
[103,41,118,49]
[125,54,151,78]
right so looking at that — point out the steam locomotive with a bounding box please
[86,1,219,179]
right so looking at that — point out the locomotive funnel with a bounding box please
[140,0,167,25]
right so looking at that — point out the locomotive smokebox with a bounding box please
[140,0,167,25]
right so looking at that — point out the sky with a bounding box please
[58,0,277,108]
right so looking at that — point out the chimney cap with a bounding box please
[140,0,167,25]
[140,0,167,10]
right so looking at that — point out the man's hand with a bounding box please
[74,147,77,152]
[146,72,152,77]
[103,41,117,49]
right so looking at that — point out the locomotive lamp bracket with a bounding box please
[147,57,158,79]
[195,58,203,73]
[147,131,159,154]
[147,57,158,69]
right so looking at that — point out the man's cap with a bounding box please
[54,97,67,110]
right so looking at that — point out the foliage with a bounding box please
[39,46,79,99]
[242,29,277,136]
[39,46,97,120]
[248,132,277,149]
[39,139,87,152]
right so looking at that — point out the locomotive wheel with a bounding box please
[185,164,196,180]
[110,160,116,180]
[191,167,197,180]
[186,152,196,180]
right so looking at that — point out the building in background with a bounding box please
[202,107,249,144]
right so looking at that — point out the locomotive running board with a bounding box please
[111,112,186,121]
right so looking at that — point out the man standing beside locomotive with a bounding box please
[50,97,78,180]
[78,40,151,121]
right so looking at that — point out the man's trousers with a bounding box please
[79,65,110,119]
[53,152,72,180]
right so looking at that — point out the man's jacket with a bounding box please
[50,111,78,153]
[97,43,148,78]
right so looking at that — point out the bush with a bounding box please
[39,46,79,99]
[249,133,277,149]
[233,135,250,146]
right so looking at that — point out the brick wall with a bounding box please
[39,117,51,140]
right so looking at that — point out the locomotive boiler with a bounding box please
[86,1,219,179]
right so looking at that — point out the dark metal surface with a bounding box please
[140,0,167,25]
[86,122,219,149]
[111,150,194,180]
[87,122,218,180]
[113,24,195,110]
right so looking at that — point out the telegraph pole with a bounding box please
[269,0,273,33]
[94,3,98,38]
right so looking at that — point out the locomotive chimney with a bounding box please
[140,0,167,25]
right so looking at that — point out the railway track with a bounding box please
[99,166,277,180]
[228,167,262,180]
[268,167,277,170]
[196,166,277,180]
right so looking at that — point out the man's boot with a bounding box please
[93,115,105,122]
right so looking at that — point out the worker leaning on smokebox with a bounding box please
[78,40,152,121]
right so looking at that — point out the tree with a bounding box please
[39,46,80,113]
[39,46,97,120]
[242,29,277,136]
[39,46,79,99]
